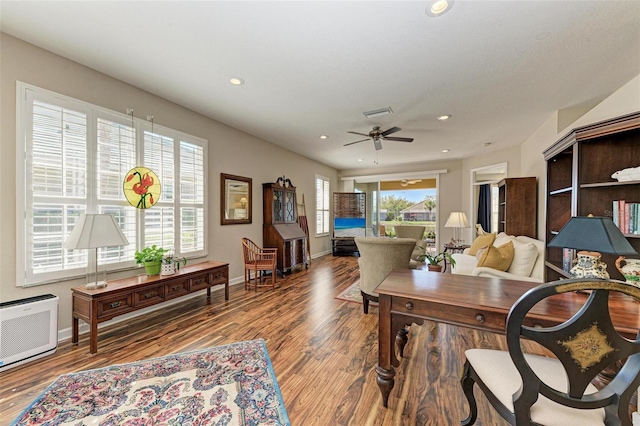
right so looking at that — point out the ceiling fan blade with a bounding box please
[381,126,401,136]
[343,139,369,146]
[383,136,414,142]
[347,131,370,137]
[373,139,383,151]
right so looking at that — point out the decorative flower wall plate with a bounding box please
[123,167,161,209]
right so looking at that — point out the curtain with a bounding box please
[477,184,491,233]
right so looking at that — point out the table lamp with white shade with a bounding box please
[64,214,129,289]
[445,212,470,245]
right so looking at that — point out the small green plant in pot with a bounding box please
[416,247,456,272]
[134,245,168,275]
[161,254,187,276]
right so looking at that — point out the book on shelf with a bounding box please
[612,200,640,235]
[562,248,574,272]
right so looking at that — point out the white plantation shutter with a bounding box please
[144,130,175,203]
[96,115,137,265]
[179,140,205,253]
[17,83,207,286]
[28,98,88,281]
[315,175,330,235]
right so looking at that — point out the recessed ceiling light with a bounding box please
[437,114,452,121]
[320,135,328,140]
[442,149,450,153]
[426,0,454,17]
[358,158,364,162]
[229,77,244,86]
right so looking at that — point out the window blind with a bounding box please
[17,83,208,286]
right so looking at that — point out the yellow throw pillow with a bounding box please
[476,241,515,271]
[468,233,496,256]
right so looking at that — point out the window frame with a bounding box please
[16,82,208,287]
[315,174,330,237]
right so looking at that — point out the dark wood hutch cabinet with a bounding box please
[543,111,640,281]
[263,177,309,275]
[497,177,537,239]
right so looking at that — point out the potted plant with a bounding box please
[134,245,168,275]
[161,254,187,276]
[417,248,456,273]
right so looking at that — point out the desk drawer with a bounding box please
[98,293,134,319]
[165,279,189,299]
[391,297,507,332]
[190,273,211,291]
[210,268,228,286]
[134,285,165,308]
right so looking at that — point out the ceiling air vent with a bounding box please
[363,107,393,119]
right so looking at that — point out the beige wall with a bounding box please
[0,33,337,333]
[2,31,638,338]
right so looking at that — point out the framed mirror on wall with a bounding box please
[221,173,252,225]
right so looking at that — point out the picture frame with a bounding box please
[221,173,252,225]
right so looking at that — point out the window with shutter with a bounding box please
[315,175,330,236]
[17,82,208,286]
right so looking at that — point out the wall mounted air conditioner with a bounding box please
[0,294,59,372]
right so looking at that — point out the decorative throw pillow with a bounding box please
[476,241,515,271]
[468,233,497,256]
[493,232,513,248]
[507,240,539,277]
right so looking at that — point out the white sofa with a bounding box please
[451,233,545,282]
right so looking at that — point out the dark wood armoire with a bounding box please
[263,177,309,275]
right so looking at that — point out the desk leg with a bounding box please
[377,294,395,407]
[72,316,79,345]
[225,281,229,301]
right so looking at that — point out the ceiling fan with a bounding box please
[400,179,422,187]
[344,126,414,150]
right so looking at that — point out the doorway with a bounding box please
[470,163,507,235]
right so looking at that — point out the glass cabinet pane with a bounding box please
[273,190,284,222]
[285,191,295,222]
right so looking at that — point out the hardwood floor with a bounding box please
[2,255,543,425]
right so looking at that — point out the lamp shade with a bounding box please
[64,214,129,249]
[547,216,637,255]
[444,212,470,228]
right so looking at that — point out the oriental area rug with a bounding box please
[12,339,290,426]
[335,280,377,306]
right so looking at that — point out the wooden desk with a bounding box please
[72,261,229,354]
[375,269,640,408]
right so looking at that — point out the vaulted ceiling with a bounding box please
[2,1,639,170]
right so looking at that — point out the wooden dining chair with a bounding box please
[460,278,640,425]
[241,237,277,291]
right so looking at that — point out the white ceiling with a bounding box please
[2,1,639,170]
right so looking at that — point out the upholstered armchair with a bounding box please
[354,237,416,314]
[393,225,427,262]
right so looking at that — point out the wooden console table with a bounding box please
[375,269,640,408]
[72,261,229,354]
